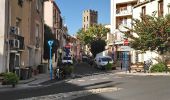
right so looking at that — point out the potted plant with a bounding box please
[2,72,19,88]
[64,65,74,76]
[106,63,113,70]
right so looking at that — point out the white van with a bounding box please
[94,56,114,69]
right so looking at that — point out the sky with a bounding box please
[55,0,110,35]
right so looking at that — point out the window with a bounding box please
[158,0,163,16]
[36,0,41,12]
[35,24,39,38]
[16,18,21,27]
[141,6,146,16]
[84,17,85,22]
[87,16,88,21]
[18,0,24,7]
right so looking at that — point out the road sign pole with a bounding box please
[48,40,54,80]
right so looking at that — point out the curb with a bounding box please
[115,72,170,76]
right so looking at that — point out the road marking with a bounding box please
[21,87,122,100]
[101,77,109,80]
[114,76,122,79]
[77,79,85,82]
[90,78,98,81]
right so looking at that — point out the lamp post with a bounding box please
[48,40,54,80]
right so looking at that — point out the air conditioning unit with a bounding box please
[10,26,20,35]
[9,39,20,49]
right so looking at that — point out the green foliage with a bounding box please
[106,63,113,70]
[90,39,106,57]
[76,24,109,56]
[3,72,19,86]
[150,63,167,73]
[64,66,74,75]
[43,24,59,60]
[125,14,170,53]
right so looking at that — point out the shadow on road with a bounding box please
[0,62,122,100]
[73,62,117,78]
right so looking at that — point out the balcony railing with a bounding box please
[116,10,132,16]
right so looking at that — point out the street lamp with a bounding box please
[48,40,54,80]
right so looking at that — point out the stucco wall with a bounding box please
[0,0,6,73]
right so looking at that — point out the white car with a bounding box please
[62,56,73,65]
[94,56,114,69]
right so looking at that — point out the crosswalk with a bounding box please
[67,74,133,84]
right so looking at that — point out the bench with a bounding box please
[130,63,144,72]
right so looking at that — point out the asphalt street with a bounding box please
[0,62,170,100]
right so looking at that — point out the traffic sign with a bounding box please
[124,39,129,46]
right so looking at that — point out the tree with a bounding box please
[125,14,170,54]
[43,24,59,60]
[90,39,106,57]
[76,24,109,56]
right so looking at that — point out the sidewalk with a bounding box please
[0,73,51,92]
[114,67,170,76]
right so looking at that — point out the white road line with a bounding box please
[90,78,98,81]
[101,77,109,80]
[77,79,85,82]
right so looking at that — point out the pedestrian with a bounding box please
[144,61,146,73]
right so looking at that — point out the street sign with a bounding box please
[124,39,129,46]
[118,46,131,51]
[65,45,71,48]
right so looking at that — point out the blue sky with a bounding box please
[55,0,110,35]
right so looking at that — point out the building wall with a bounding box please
[44,1,53,28]
[0,0,6,73]
[29,0,44,68]
[9,0,30,68]
[132,0,170,63]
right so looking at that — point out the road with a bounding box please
[0,62,170,100]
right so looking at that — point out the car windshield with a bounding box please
[63,57,71,60]
[101,57,112,62]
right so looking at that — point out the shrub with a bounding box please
[106,63,113,70]
[64,66,74,75]
[2,72,19,87]
[150,63,166,73]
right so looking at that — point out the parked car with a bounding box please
[94,56,115,69]
[62,56,73,65]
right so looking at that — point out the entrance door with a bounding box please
[9,53,20,72]
[122,51,130,71]
[9,53,15,72]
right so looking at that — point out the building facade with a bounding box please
[110,0,137,67]
[0,0,45,76]
[0,0,7,73]
[132,0,170,63]
[82,9,98,31]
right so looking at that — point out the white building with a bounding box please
[111,0,170,65]
[110,0,137,66]
[0,0,7,73]
[132,0,170,63]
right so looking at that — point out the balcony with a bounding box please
[116,0,137,4]
[116,10,132,17]
[9,35,24,51]
[117,24,131,31]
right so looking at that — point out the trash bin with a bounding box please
[26,66,32,79]
[15,67,20,78]
[20,68,29,80]
[37,65,44,73]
